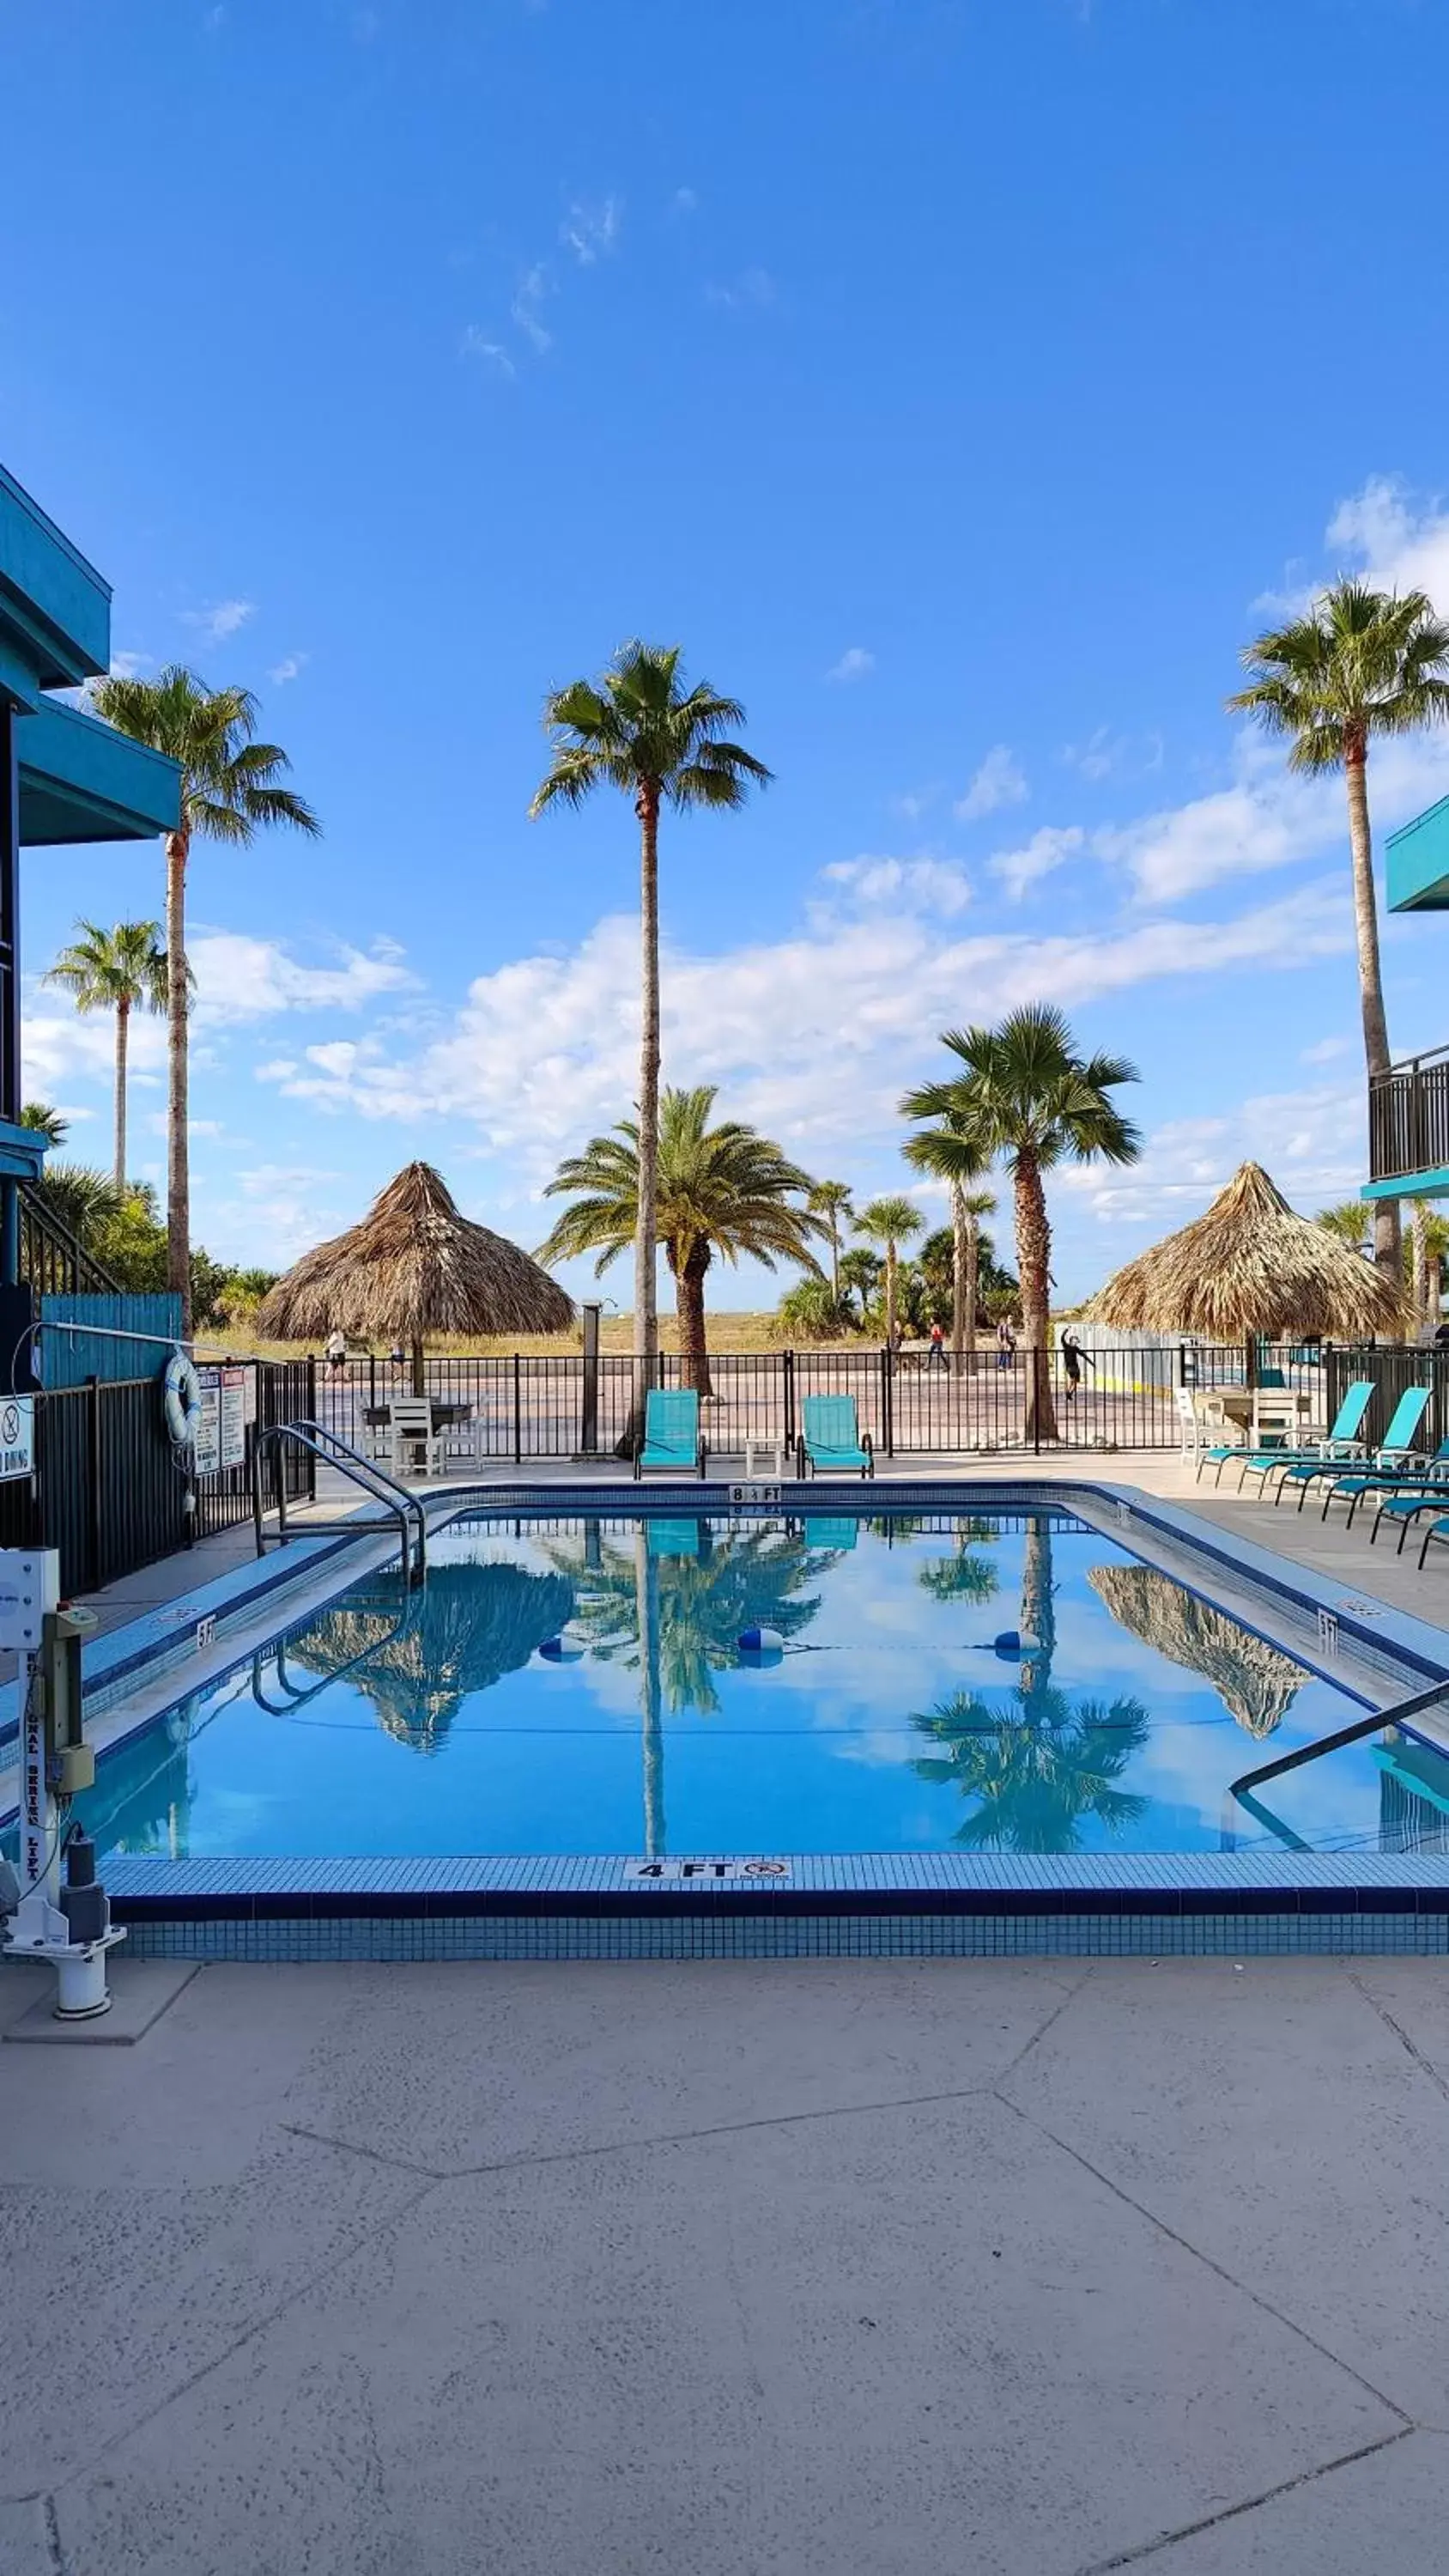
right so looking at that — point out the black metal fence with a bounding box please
[1369,1046,1449,1186]
[316,1338,1386,1467]
[1325,1343,1449,1455]
[0,1357,315,1596]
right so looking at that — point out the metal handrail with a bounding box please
[1228,1677,1449,1803]
[249,1583,419,1714]
[252,1419,427,1584]
[1375,1043,1449,1080]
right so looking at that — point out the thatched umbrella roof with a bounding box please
[256,1162,574,1347]
[1089,1562,1307,1738]
[1088,1162,1402,1340]
[288,1560,575,1753]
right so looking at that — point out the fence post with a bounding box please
[1031,1346,1041,1456]
[783,1350,796,1454]
[513,1352,523,1464]
[882,1345,894,1459]
[306,1357,317,1498]
[85,1373,104,1591]
[580,1303,600,1455]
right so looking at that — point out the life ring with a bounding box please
[163,1351,203,1452]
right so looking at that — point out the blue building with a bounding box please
[0,464,181,1280]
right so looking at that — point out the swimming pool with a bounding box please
[67,1507,1449,1868]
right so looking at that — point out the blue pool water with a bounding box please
[70,1510,1449,1863]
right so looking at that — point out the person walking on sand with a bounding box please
[928,1318,949,1372]
[324,1329,347,1382]
[996,1317,1016,1372]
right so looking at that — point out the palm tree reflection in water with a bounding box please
[912,1514,1150,1854]
[543,1519,832,1858]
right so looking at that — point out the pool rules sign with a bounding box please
[192,1367,247,1476]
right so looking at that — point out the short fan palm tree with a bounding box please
[900,1098,997,1370]
[839,1245,881,1325]
[529,645,771,1410]
[44,920,169,1187]
[1230,583,1449,1285]
[21,1103,68,1149]
[907,1006,1140,1442]
[90,667,319,1328]
[1315,1201,1372,1257]
[537,1084,823,1395]
[852,1196,924,1349]
[807,1180,853,1302]
[1406,1198,1449,1336]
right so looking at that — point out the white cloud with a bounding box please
[826,647,874,683]
[187,933,415,1026]
[1327,475,1449,607]
[1300,1034,1351,1066]
[248,878,1354,1177]
[511,265,553,353]
[459,326,517,378]
[1094,724,1449,903]
[989,824,1085,902]
[267,653,308,686]
[182,598,255,643]
[954,744,1028,823]
[22,1000,167,1098]
[107,649,150,680]
[820,855,971,915]
[1060,726,1163,783]
[1058,1078,1367,1235]
[559,196,620,264]
[706,268,775,311]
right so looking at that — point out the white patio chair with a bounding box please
[387,1398,445,1479]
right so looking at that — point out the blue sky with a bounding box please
[9,0,1449,1303]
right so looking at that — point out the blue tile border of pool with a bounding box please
[15,1472,1449,1958]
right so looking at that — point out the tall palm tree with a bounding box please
[852,1195,924,1349]
[907,1006,1140,1442]
[1315,1201,1372,1257]
[529,645,771,1416]
[1229,583,1449,1285]
[900,1099,997,1370]
[44,920,169,1187]
[90,667,319,1330]
[808,1180,853,1302]
[537,1084,823,1395]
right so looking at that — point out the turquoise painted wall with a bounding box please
[39,1292,185,1387]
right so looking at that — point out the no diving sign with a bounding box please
[0,1398,34,1483]
[627,1857,791,1885]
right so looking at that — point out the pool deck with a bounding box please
[3,1457,1449,2566]
[3,1947,1448,2572]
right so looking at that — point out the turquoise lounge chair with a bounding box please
[1234,1377,1375,1500]
[1359,1445,1449,1546]
[797,1393,875,1479]
[1279,1383,1433,1519]
[633,1388,707,1480]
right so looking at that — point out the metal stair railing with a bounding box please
[1226,1677,1449,1849]
[252,1419,427,1584]
[249,1582,420,1715]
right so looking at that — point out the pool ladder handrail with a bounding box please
[1226,1674,1449,1847]
[250,1583,421,1716]
[253,1418,427,1585]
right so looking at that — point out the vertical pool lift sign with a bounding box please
[192,1367,247,1477]
[0,1396,33,1482]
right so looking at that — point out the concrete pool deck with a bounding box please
[2,1948,1448,2573]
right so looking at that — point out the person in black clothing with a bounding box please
[1060,1328,1094,1401]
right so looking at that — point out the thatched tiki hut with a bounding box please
[1088,1162,1402,1343]
[257,1162,574,1390]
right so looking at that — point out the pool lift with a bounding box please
[0,1548,123,2020]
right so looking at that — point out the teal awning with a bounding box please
[1386,796,1449,913]
[16,695,180,845]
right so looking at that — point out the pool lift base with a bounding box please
[0,1550,125,2020]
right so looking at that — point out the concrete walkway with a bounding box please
[1,1951,1446,2573]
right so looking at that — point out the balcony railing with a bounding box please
[1369,1045,1449,1186]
